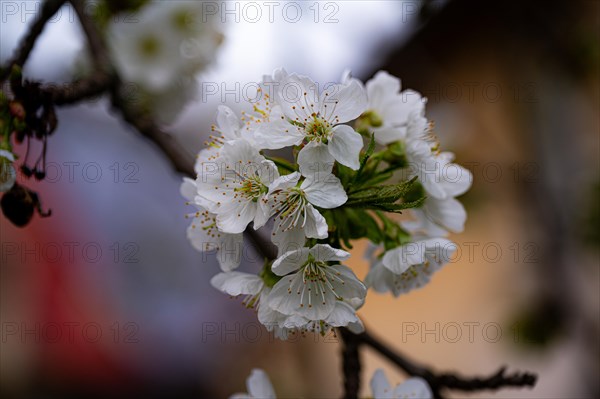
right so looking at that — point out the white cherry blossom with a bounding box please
[362,71,427,145]
[403,196,467,237]
[230,369,277,399]
[261,172,347,255]
[196,140,278,234]
[365,238,456,296]
[255,73,367,170]
[268,244,366,323]
[406,141,473,200]
[181,177,242,271]
[210,271,290,335]
[371,369,432,399]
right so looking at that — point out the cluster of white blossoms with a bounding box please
[182,68,472,338]
[107,1,223,123]
[231,368,432,399]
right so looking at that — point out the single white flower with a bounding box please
[196,139,278,234]
[231,369,277,399]
[406,141,472,200]
[157,1,223,72]
[181,177,243,271]
[402,196,467,237]
[261,172,347,255]
[0,149,16,192]
[278,300,365,337]
[193,105,255,175]
[255,73,367,171]
[211,271,290,336]
[362,71,426,145]
[371,369,432,399]
[239,68,290,149]
[268,244,366,323]
[108,14,184,91]
[107,2,223,122]
[365,238,456,296]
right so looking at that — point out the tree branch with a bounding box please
[3,2,538,398]
[340,328,362,399]
[66,0,278,260]
[357,329,537,398]
[0,0,67,81]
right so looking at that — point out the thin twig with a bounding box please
[358,329,537,398]
[47,73,113,105]
[0,0,67,81]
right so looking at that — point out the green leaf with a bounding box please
[347,176,418,206]
[265,155,297,173]
[360,133,376,169]
[365,197,425,213]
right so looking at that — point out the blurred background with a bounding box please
[1,0,598,398]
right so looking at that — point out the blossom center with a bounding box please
[234,174,268,202]
[270,187,307,231]
[304,115,332,143]
[139,35,161,58]
[289,256,346,308]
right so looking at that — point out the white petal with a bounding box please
[382,242,428,275]
[302,173,347,209]
[424,197,467,233]
[320,79,367,123]
[268,172,301,193]
[373,125,406,145]
[347,318,365,334]
[328,125,363,170]
[271,223,306,257]
[252,203,271,230]
[370,369,392,399]
[216,105,241,140]
[257,159,280,186]
[253,118,305,150]
[247,369,276,399]
[437,162,473,198]
[216,232,244,271]
[365,260,387,292]
[220,139,262,165]
[402,208,450,238]
[328,265,367,303]
[216,200,257,234]
[271,247,310,276]
[366,71,401,110]
[0,149,15,162]
[268,270,337,320]
[186,221,214,252]
[180,177,198,202]
[210,272,263,296]
[324,301,361,327]
[277,73,320,122]
[394,378,433,399]
[297,141,334,176]
[303,204,328,239]
[309,244,350,262]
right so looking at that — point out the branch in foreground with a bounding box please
[0,0,67,81]
[357,329,537,398]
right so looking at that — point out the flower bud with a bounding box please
[0,149,16,192]
[8,101,25,120]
